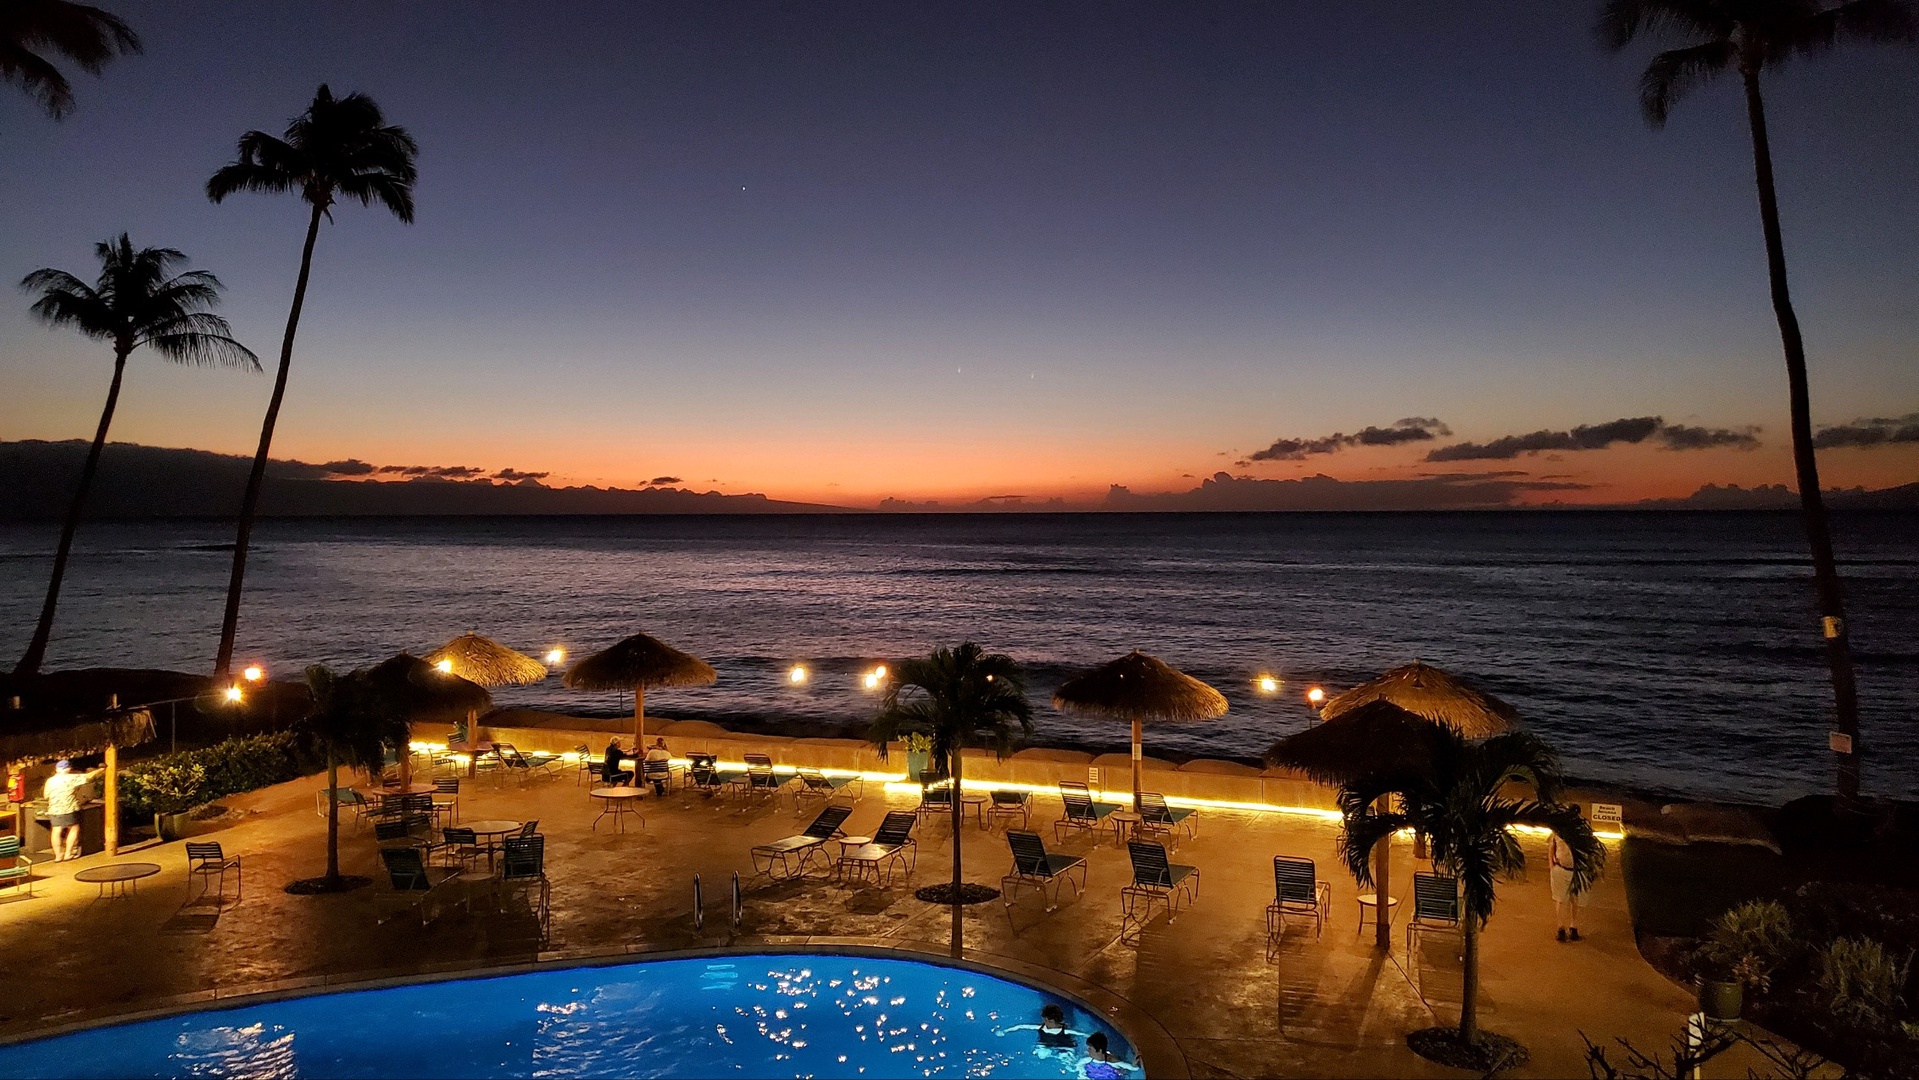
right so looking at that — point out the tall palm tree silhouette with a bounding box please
[1601,0,1915,799]
[12,235,257,677]
[205,84,417,678]
[1,0,140,119]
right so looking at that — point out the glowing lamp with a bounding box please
[1305,686,1326,706]
[1257,675,1280,694]
[789,666,808,684]
[224,685,243,703]
[545,648,566,666]
[862,671,882,690]
[242,665,264,682]
[435,658,454,674]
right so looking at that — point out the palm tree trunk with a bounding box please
[13,345,130,676]
[325,750,341,885]
[1459,914,1480,1044]
[950,744,964,896]
[634,684,646,744]
[1741,69,1862,799]
[213,201,326,677]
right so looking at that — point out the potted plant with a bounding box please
[143,760,208,841]
[1696,900,1790,1022]
[902,732,933,781]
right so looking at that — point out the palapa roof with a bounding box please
[1052,650,1228,723]
[365,653,492,723]
[0,706,155,765]
[563,633,718,692]
[1319,660,1516,738]
[1265,699,1451,786]
[424,633,548,687]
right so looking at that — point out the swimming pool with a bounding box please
[0,952,1138,1078]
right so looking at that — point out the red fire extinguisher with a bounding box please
[5,769,24,804]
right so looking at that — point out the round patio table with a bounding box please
[589,788,645,833]
[1107,810,1142,844]
[359,784,438,803]
[832,836,872,882]
[463,819,523,870]
[960,794,989,828]
[74,862,160,899]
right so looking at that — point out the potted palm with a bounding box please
[901,731,933,781]
[145,760,208,841]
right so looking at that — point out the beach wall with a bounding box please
[455,710,1343,813]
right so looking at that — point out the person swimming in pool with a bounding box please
[1076,1032,1140,1079]
[996,1003,1089,1059]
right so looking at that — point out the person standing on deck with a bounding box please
[43,760,101,862]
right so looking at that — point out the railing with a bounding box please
[731,871,743,931]
[693,873,704,932]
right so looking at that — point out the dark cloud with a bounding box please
[1659,425,1761,451]
[376,464,486,479]
[1105,470,1587,512]
[492,468,550,483]
[1427,417,1661,461]
[1245,417,1451,463]
[316,459,376,476]
[646,476,683,486]
[1813,414,1919,450]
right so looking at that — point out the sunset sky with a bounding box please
[3,1,1916,507]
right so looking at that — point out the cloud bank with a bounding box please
[1814,414,1919,449]
[1244,417,1451,464]
[1106,470,1587,512]
[1425,416,1759,461]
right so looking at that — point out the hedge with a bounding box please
[118,732,324,819]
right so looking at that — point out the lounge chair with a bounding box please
[792,767,861,810]
[987,789,1032,829]
[1138,791,1198,844]
[378,846,465,926]
[838,810,918,887]
[689,753,726,797]
[1120,840,1200,935]
[736,754,785,806]
[495,835,550,934]
[1002,830,1087,913]
[1406,870,1462,958]
[1054,781,1121,841]
[185,842,242,902]
[0,836,34,897]
[1266,855,1331,940]
[915,771,954,822]
[751,804,854,879]
[494,743,561,785]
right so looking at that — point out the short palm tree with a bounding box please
[1599,0,1916,799]
[1,0,139,119]
[1335,728,1604,1055]
[206,84,417,678]
[12,235,257,677]
[300,663,413,891]
[869,643,1034,902]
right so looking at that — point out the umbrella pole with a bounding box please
[103,742,119,857]
[634,685,646,744]
[1373,794,1392,951]
[1131,718,1143,811]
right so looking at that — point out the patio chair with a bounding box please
[1266,855,1332,941]
[1406,871,1462,958]
[1001,830,1087,913]
[986,788,1032,829]
[572,744,599,786]
[518,819,540,839]
[495,835,550,934]
[185,841,242,902]
[437,827,483,871]
[751,804,853,879]
[1138,791,1198,844]
[1120,840,1200,935]
[1054,781,1121,841]
[640,757,676,795]
[915,771,954,822]
[792,767,860,811]
[738,754,785,807]
[431,778,460,826]
[689,753,726,797]
[373,818,425,848]
[377,846,465,926]
[0,836,34,897]
[315,787,370,828]
[838,810,918,887]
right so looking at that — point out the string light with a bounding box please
[789,666,808,684]
[1305,686,1326,706]
[1256,675,1280,693]
[436,659,454,674]
[545,648,565,666]
[242,665,264,682]
[224,685,243,703]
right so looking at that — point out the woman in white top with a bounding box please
[1549,832,1586,941]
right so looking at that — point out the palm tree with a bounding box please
[1,0,140,119]
[12,235,257,677]
[1599,0,1916,799]
[205,84,417,679]
[1334,727,1604,1054]
[869,643,1034,902]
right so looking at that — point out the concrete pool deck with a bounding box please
[0,769,1761,1077]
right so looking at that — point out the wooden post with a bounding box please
[634,684,647,744]
[1131,717,1143,811]
[1373,794,1391,951]
[103,741,119,856]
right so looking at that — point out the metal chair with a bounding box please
[1266,855,1331,941]
[688,753,725,797]
[430,778,460,826]
[185,842,242,902]
[1055,781,1120,841]
[987,788,1032,829]
[377,846,465,926]
[915,770,954,822]
[1002,830,1086,913]
[751,804,853,879]
[838,810,918,887]
[1407,870,1462,958]
[437,827,483,871]
[1138,791,1198,844]
[495,835,550,935]
[0,836,35,897]
[792,767,860,811]
[1120,840,1199,939]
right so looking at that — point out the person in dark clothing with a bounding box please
[600,739,633,786]
[997,1004,1086,1060]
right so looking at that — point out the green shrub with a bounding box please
[1702,900,1795,988]
[1817,937,1912,1029]
[119,732,322,820]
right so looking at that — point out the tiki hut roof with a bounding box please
[563,633,718,692]
[0,706,155,765]
[1052,651,1228,723]
[1319,660,1516,738]
[365,653,492,724]
[1264,699,1450,787]
[424,633,548,687]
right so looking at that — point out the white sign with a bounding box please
[1088,767,1101,789]
[1590,803,1622,826]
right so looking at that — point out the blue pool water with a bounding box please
[0,953,1136,1078]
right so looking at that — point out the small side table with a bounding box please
[960,794,988,828]
[75,862,161,899]
[1356,893,1400,934]
[1107,811,1142,844]
[832,836,872,882]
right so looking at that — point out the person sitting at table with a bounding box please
[601,738,633,786]
[643,737,673,795]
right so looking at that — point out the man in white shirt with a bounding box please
[43,759,101,862]
[643,738,673,795]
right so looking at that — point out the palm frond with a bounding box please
[1640,40,1737,126]
[1789,0,1918,58]
[1496,800,1609,894]
[1597,0,1734,50]
[868,642,1034,768]
[1335,801,1408,890]
[0,0,141,118]
[0,42,75,118]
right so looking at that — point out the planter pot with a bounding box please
[154,811,191,842]
[1699,979,1743,1021]
[905,750,929,781]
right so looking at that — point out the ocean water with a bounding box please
[1,511,1914,803]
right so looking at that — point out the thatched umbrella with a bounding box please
[1319,660,1516,737]
[365,654,492,783]
[563,633,717,742]
[0,701,154,857]
[424,633,548,688]
[1052,650,1227,810]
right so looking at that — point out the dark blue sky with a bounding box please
[3,1,1915,503]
